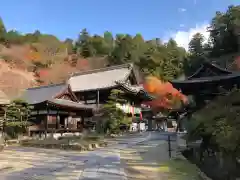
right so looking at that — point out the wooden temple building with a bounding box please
[170,62,240,131]
[171,62,240,104]
[22,63,153,135]
[68,63,152,131]
[68,63,151,106]
[22,83,95,136]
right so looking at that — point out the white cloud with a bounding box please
[178,8,186,12]
[170,23,210,50]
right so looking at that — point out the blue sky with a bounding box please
[0,0,239,48]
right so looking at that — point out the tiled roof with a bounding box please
[187,62,232,80]
[115,80,145,94]
[68,63,134,92]
[115,80,154,100]
[21,83,67,104]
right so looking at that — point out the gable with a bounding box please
[54,85,79,102]
[187,63,232,80]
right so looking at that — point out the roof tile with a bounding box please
[22,83,67,104]
[68,63,133,92]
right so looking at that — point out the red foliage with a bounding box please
[143,76,187,110]
[78,59,88,67]
[38,69,49,77]
[76,59,90,71]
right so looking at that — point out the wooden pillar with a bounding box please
[81,115,84,132]
[56,109,60,130]
[45,103,49,138]
[96,90,102,133]
[148,118,153,131]
[97,90,100,106]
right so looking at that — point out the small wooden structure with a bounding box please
[21,83,95,135]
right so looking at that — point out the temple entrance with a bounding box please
[59,115,67,128]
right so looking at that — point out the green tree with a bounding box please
[183,33,206,76]
[103,31,114,55]
[0,17,6,43]
[6,99,32,125]
[186,88,240,178]
[5,99,32,137]
[64,38,74,54]
[208,5,240,57]
[189,33,205,56]
[109,34,134,65]
[23,30,41,43]
[5,30,24,44]
[137,38,185,80]
[91,35,109,56]
[76,28,95,58]
[103,89,131,134]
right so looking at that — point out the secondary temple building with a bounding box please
[22,63,152,135]
[170,62,240,131]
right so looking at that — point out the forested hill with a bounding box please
[0,5,239,98]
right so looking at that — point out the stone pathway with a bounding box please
[0,133,150,180]
[120,132,178,180]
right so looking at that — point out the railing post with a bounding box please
[168,135,171,158]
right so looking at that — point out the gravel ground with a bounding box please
[0,132,150,180]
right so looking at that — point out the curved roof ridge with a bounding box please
[187,62,233,80]
[71,63,133,77]
[205,62,233,74]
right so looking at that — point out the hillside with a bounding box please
[0,60,36,98]
[0,5,239,99]
[0,43,109,98]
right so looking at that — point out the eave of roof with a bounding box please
[47,99,94,110]
[171,72,240,84]
[115,80,155,101]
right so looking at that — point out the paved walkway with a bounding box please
[120,132,178,180]
[0,133,150,180]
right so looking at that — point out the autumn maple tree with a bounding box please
[143,76,187,111]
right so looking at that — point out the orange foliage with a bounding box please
[143,76,187,110]
[25,50,41,61]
